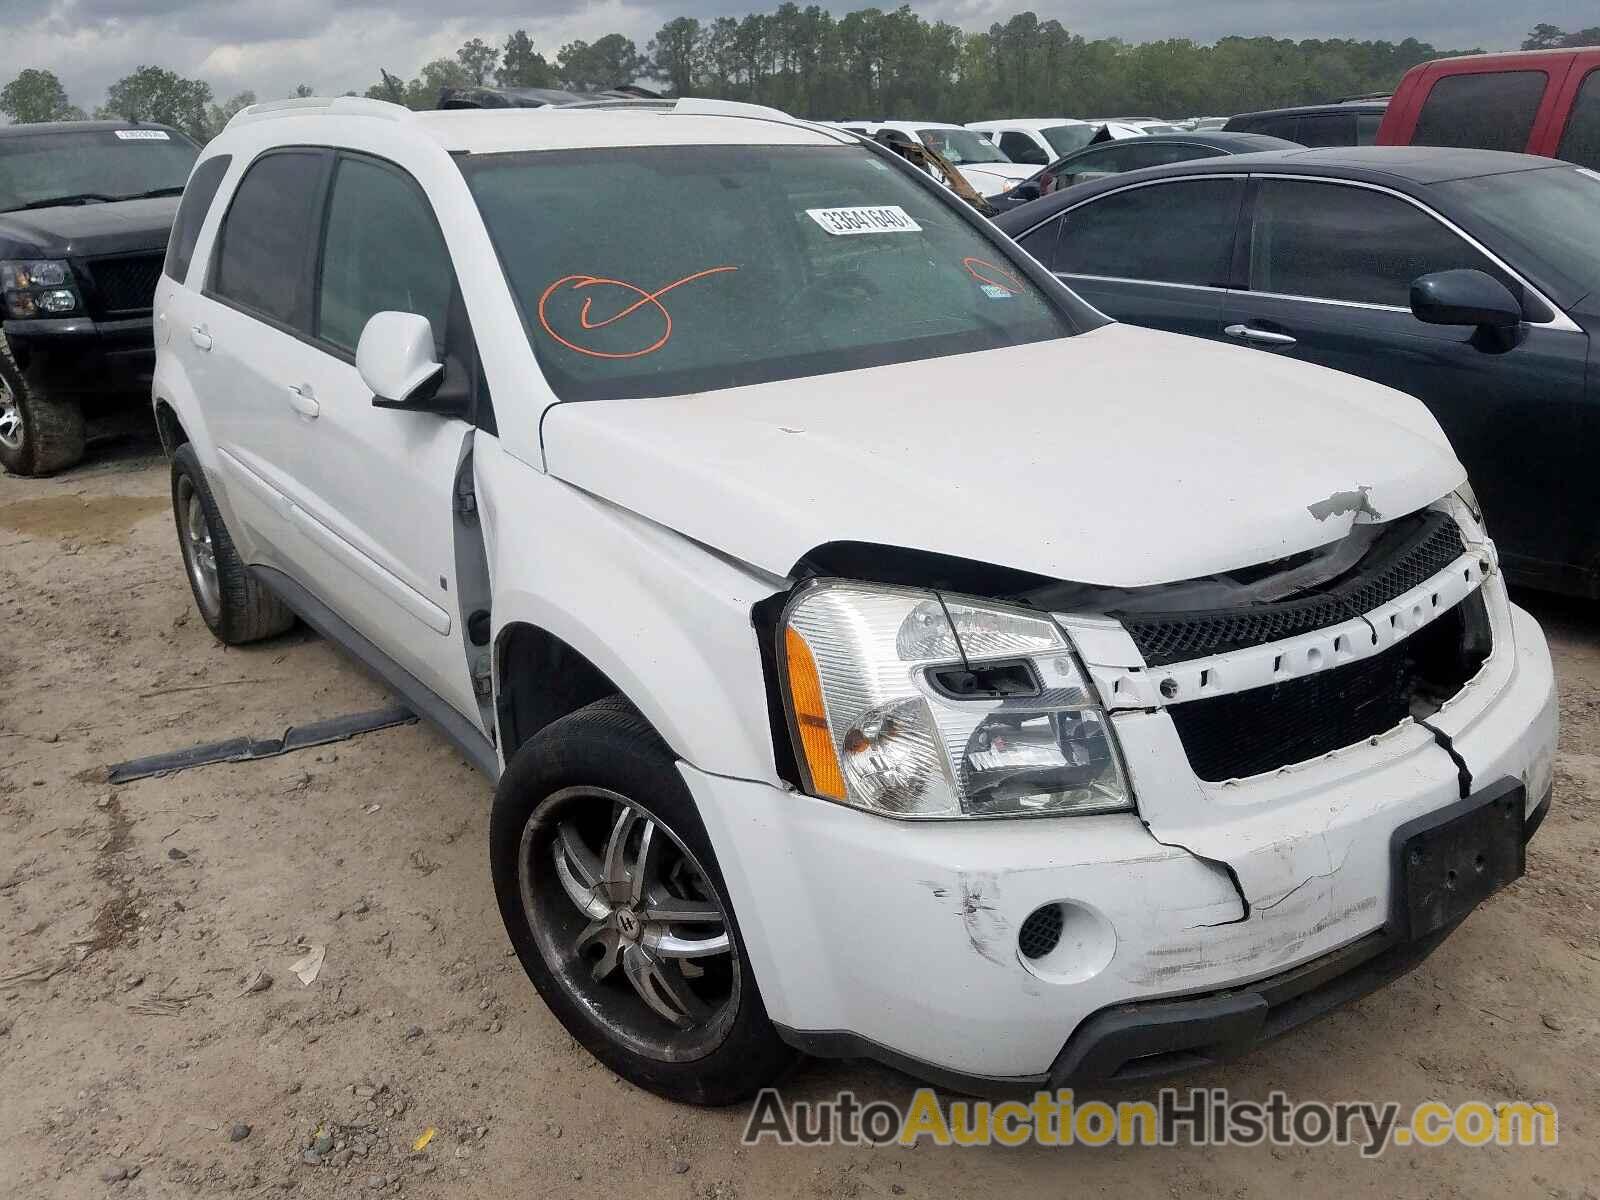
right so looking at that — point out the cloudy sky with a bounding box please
[8,0,1592,111]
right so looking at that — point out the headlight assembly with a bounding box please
[778,581,1132,820]
[1,259,80,318]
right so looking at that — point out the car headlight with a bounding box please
[778,581,1132,819]
[1,259,80,318]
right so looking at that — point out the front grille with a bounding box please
[81,252,164,314]
[1168,589,1491,781]
[1116,512,1466,667]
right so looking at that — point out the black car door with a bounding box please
[1014,175,1245,341]
[1218,176,1590,586]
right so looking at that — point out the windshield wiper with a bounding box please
[118,186,186,200]
[3,193,117,212]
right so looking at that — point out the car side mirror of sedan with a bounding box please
[1410,269,1523,330]
[357,311,447,411]
[1012,181,1042,202]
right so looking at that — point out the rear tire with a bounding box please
[170,443,295,644]
[0,333,85,477]
[490,696,797,1105]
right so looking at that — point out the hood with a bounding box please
[541,323,1466,589]
[957,163,1035,193]
[0,196,180,259]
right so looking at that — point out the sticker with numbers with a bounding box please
[115,130,170,141]
[805,206,922,235]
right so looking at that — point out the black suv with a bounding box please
[0,120,199,475]
[1223,101,1388,146]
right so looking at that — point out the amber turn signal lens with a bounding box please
[784,626,846,800]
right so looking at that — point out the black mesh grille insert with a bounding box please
[1116,512,1467,667]
[1019,904,1065,959]
[1167,590,1491,782]
[83,253,164,314]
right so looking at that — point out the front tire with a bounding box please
[0,333,85,477]
[490,696,796,1105]
[170,443,294,644]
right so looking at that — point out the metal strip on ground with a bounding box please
[106,705,417,783]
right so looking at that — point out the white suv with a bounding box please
[153,96,1557,1104]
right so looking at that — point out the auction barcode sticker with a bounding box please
[806,206,922,235]
[115,130,170,140]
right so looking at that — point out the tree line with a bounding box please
[2,12,1593,143]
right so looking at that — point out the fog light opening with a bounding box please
[1018,903,1065,960]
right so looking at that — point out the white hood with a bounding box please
[541,324,1466,589]
[957,163,1035,194]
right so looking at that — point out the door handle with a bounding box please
[286,385,320,419]
[189,324,212,352]
[1225,323,1297,347]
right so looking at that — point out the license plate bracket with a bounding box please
[1393,779,1525,940]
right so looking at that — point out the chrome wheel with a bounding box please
[0,376,21,452]
[519,786,740,1061]
[176,475,221,620]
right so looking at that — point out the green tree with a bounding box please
[0,68,81,123]
[498,30,556,88]
[558,34,643,91]
[401,58,472,109]
[96,66,213,140]
[457,36,499,86]
[201,90,255,140]
[649,17,703,96]
[364,69,407,104]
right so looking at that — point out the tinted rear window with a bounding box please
[1558,68,1600,170]
[1049,178,1244,286]
[1297,113,1356,147]
[1412,70,1547,152]
[164,155,231,284]
[211,150,326,329]
[461,145,1077,403]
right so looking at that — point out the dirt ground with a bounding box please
[2,431,1597,1200]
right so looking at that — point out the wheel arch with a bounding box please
[154,398,189,456]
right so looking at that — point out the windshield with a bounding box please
[916,129,1010,165]
[1042,125,1096,156]
[461,145,1076,403]
[0,128,199,213]
[1435,165,1600,305]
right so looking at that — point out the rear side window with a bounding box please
[1297,113,1356,147]
[316,156,454,354]
[1412,71,1547,152]
[163,154,231,284]
[211,150,326,329]
[1049,178,1244,286]
[1245,115,1300,141]
[1249,179,1497,307]
[1558,69,1600,170]
[1357,113,1383,145]
[998,131,1048,165]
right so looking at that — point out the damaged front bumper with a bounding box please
[682,591,1557,1090]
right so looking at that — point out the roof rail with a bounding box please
[669,97,796,121]
[225,95,410,132]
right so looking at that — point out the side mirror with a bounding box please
[357,311,444,409]
[1410,269,1522,330]
[1012,181,1042,202]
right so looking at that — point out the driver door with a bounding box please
[274,151,485,725]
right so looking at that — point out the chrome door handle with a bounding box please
[189,324,212,351]
[286,385,320,419]
[1225,323,1297,347]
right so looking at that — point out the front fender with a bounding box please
[475,435,786,785]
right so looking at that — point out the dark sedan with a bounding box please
[984,131,1299,213]
[995,147,1600,597]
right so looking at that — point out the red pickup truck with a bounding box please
[1377,46,1600,169]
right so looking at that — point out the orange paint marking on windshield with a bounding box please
[537,267,739,360]
[961,257,1025,293]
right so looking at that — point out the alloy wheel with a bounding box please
[0,376,22,452]
[519,786,740,1061]
[177,475,221,620]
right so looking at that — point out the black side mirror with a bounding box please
[1012,181,1042,202]
[1411,269,1522,330]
